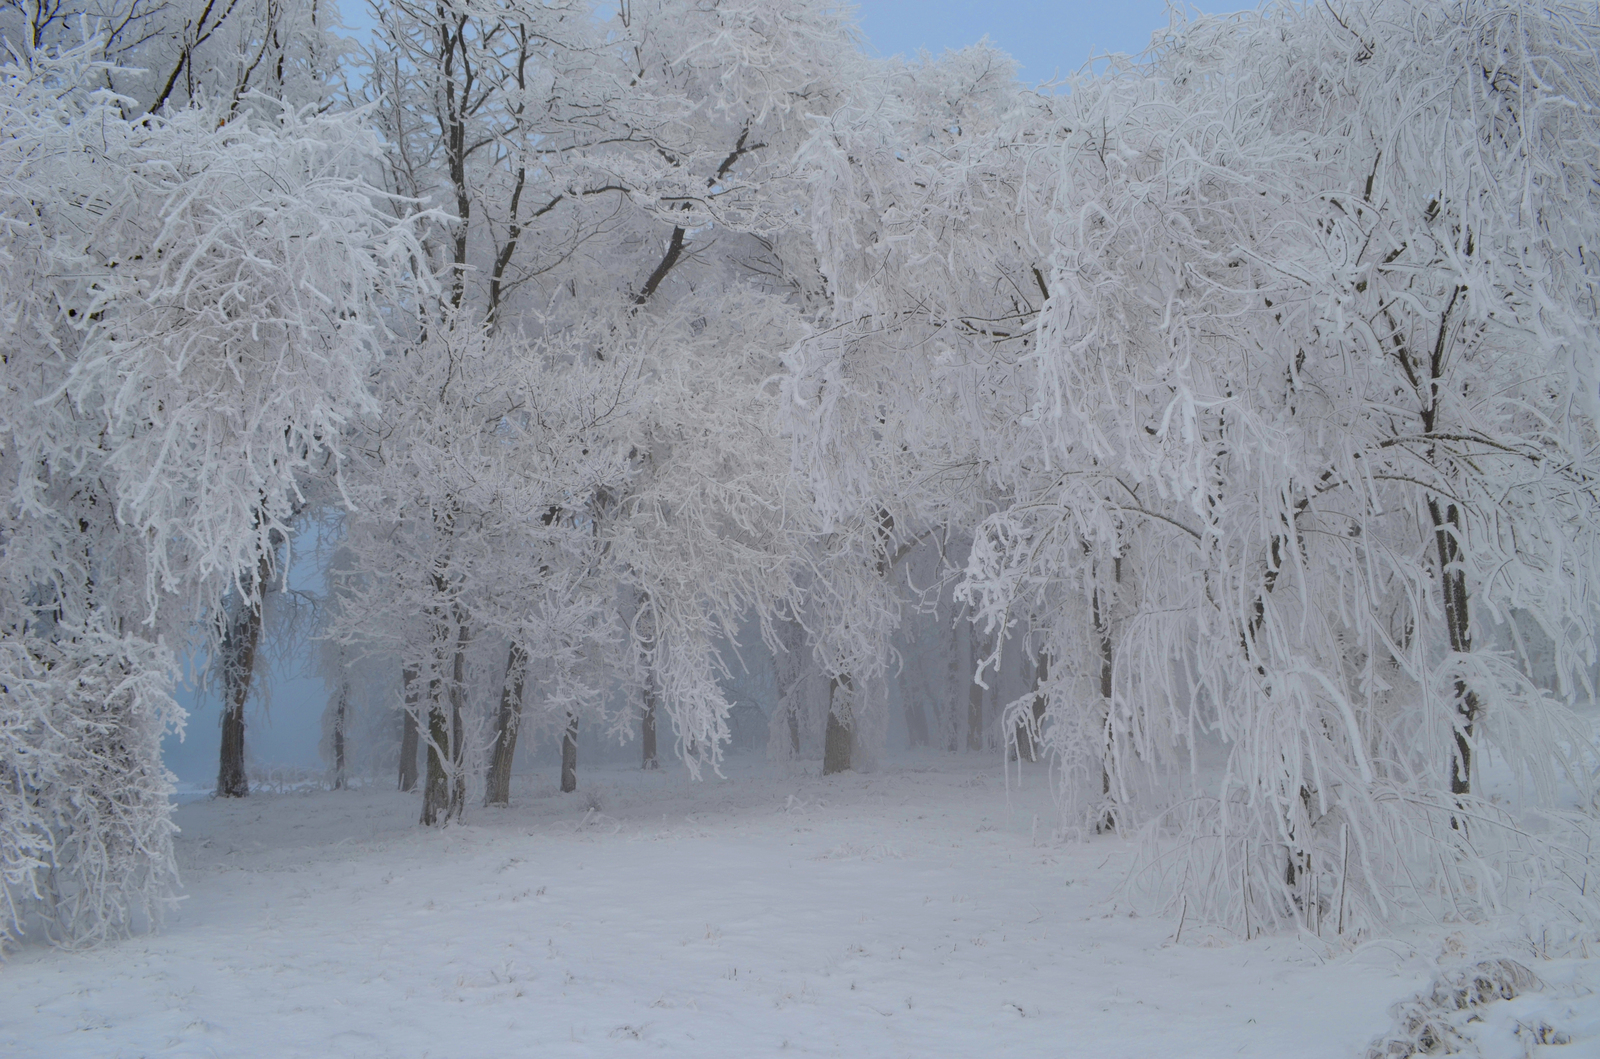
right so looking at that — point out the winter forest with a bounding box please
[4,0,1600,1054]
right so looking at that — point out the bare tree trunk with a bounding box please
[632,591,660,769]
[1016,650,1048,762]
[773,616,806,757]
[447,608,469,815]
[216,626,255,798]
[216,553,271,798]
[823,674,853,775]
[332,671,348,791]
[420,675,450,825]
[640,680,659,770]
[967,626,991,752]
[1093,558,1121,832]
[560,712,579,793]
[398,665,420,792]
[1401,287,1478,798]
[1430,497,1479,796]
[484,642,528,806]
[421,607,471,826]
[945,618,962,752]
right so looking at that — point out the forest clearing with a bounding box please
[6,0,1600,1054]
[5,755,1597,1059]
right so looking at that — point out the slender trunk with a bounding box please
[823,674,854,775]
[398,665,420,792]
[1094,559,1121,832]
[560,712,579,793]
[635,591,659,769]
[1398,288,1473,795]
[421,606,471,825]
[484,642,528,806]
[1017,650,1049,762]
[442,13,472,311]
[774,616,806,757]
[967,627,990,752]
[216,553,271,798]
[641,681,659,770]
[447,608,470,816]
[903,693,929,748]
[332,674,348,791]
[420,674,450,825]
[1430,497,1479,795]
[946,619,961,752]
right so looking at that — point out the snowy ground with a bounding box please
[3,756,1596,1058]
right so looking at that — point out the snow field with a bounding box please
[4,758,1557,1058]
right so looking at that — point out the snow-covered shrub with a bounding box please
[0,629,182,953]
[1366,958,1553,1058]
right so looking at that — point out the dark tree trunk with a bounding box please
[447,609,469,814]
[332,676,348,791]
[1403,288,1476,797]
[420,678,451,826]
[1430,497,1479,796]
[398,666,420,792]
[560,712,579,793]
[823,674,853,775]
[484,643,528,806]
[641,681,659,770]
[1093,559,1121,832]
[421,608,471,826]
[216,554,270,798]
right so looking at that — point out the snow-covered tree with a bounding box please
[957,0,1600,934]
[338,0,880,811]
[782,42,1051,771]
[0,35,420,948]
[0,0,344,115]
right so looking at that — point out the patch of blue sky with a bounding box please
[334,2,1254,87]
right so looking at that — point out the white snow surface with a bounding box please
[3,757,1595,1058]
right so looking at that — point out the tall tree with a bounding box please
[965,0,1600,931]
[0,34,420,945]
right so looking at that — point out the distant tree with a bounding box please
[784,43,1046,772]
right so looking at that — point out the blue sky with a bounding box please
[851,1,1222,83]
[335,2,1245,84]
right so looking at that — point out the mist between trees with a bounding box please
[2,0,1598,956]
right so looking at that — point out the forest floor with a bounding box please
[2,754,1597,1058]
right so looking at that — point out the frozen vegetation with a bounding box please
[3,0,1600,1054]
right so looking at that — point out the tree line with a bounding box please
[3,0,1598,951]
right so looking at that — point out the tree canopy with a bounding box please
[2,0,1598,952]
